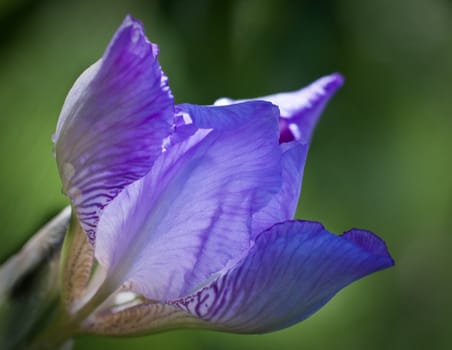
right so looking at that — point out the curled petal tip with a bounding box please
[121,14,145,35]
[315,72,344,100]
[327,72,345,89]
[109,14,159,60]
[342,228,395,267]
[119,15,161,58]
[123,14,137,24]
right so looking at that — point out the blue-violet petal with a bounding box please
[172,220,394,333]
[215,73,344,144]
[53,15,174,242]
[95,101,282,301]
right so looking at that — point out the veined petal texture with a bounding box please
[53,15,174,242]
[173,220,394,333]
[95,101,282,301]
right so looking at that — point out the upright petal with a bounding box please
[251,142,308,236]
[216,74,344,231]
[53,15,174,242]
[215,73,344,144]
[173,220,394,333]
[95,101,282,301]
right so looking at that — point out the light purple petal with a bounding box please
[215,73,344,144]
[175,102,278,130]
[53,16,174,242]
[215,74,344,231]
[172,220,394,333]
[251,142,308,237]
[95,101,282,301]
[165,102,279,148]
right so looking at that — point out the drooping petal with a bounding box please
[172,220,394,333]
[95,101,282,301]
[53,15,174,242]
[215,73,344,144]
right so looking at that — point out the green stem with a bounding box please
[26,285,111,350]
[25,305,76,350]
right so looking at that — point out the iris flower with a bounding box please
[53,15,394,336]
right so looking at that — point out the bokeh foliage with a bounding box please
[1,0,451,349]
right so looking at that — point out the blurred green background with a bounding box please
[1,0,451,349]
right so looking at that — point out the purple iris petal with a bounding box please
[215,73,344,144]
[251,142,308,237]
[175,102,281,130]
[54,15,394,336]
[214,74,344,234]
[172,220,394,333]
[53,15,174,242]
[95,101,282,301]
[167,101,282,148]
